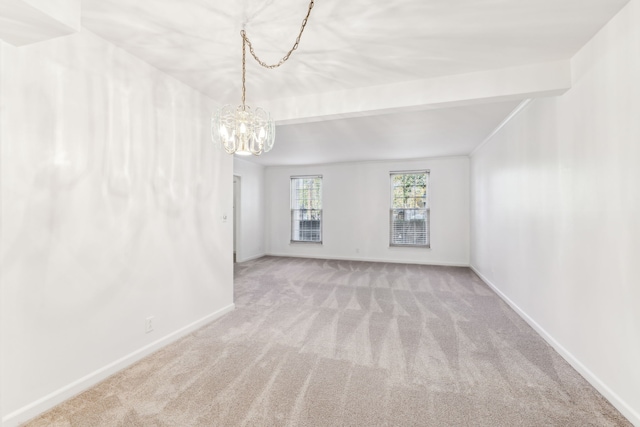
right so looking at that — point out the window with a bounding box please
[291,176,322,243]
[390,171,429,247]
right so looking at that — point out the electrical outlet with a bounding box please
[145,316,154,334]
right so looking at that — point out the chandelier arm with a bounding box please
[241,0,315,70]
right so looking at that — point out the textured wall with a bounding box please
[470,1,640,423]
[265,157,470,266]
[0,30,233,424]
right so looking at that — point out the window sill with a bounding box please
[389,244,431,249]
[290,241,323,245]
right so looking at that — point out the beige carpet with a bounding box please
[25,256,630,426]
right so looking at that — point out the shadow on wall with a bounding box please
[2,53,224,323]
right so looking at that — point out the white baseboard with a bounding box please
[469,265,640,426]
[236,252,266,263]
[2,303,235,427]
[265,252,469,267]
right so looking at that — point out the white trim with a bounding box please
[2,304,235,427]
[470,99,533,157]
[469,265,640,426]
[290,174,323,179]
[265,252,468,267]
[233,174,241,262]
[389,169,429,175]
[236,252,267,263]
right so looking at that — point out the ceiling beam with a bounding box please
[264,60,571,125]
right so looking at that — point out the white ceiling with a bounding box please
[263,101,521,166]
[81,0,629,166]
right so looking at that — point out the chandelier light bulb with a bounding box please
[212,104,275,156]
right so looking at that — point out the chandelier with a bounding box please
[212,1,315,156]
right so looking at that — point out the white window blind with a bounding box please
[390,171,430,247]
[291,176,322,243]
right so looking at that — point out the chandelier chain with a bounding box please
[242,35,246,108]
[241,0,315,70]
[216,0,315,155]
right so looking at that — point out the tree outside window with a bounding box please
[291,176,322,243]
[390,171,429,247]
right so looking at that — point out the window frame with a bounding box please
[389,170,430,248]
[290,175,323,244]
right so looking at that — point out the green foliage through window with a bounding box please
[390,171,429,247]
[291,176,322,242]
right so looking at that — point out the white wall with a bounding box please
[265,157,469,266]
[233,158,266,262]
[0,36,5,424]
[0,30,234,426]
[470,1,640,424]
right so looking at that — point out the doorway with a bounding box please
[233,175,241,263]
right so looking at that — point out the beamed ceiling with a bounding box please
[79,0,630,165]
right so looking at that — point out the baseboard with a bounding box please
[469,265,640,426]
[236,252,266,263]
[2,303,235,427]
[265,252,469,267]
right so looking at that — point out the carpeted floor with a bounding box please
[25,256,630,426]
